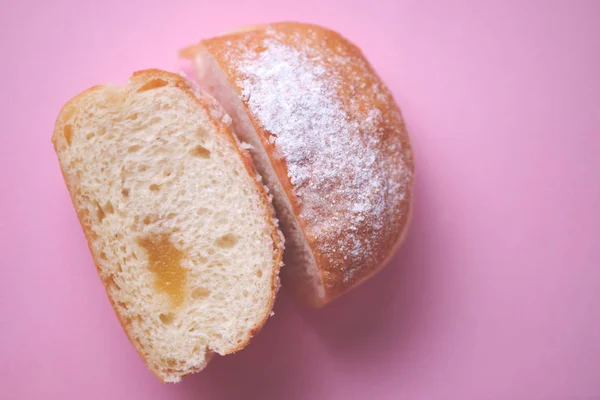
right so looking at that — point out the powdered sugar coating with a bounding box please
[203,23,414,297]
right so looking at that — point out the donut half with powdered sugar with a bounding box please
[183,22,415,306]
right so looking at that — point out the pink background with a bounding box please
[1,0,599,399]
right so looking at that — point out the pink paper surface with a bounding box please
[1,0,599,399]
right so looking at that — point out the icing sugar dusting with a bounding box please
[233,38,411,283]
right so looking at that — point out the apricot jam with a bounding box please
[137,234,187,307]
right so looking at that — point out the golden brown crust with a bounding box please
[52,69,283,381]
[194,22,414,306]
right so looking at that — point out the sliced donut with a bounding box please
[183,22,414,306]
[52,69,283,381]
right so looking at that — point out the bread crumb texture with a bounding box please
[52,71,281,382]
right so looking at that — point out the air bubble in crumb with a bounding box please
[96,202,106,222]
[191,145,211,158]
[104,201,114,214]
[106,276,120,291]
[159,313,175,324]
[196,255,208,264]
[64,124,73,145]
[216,233,239,248]
[191,287,211,299]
